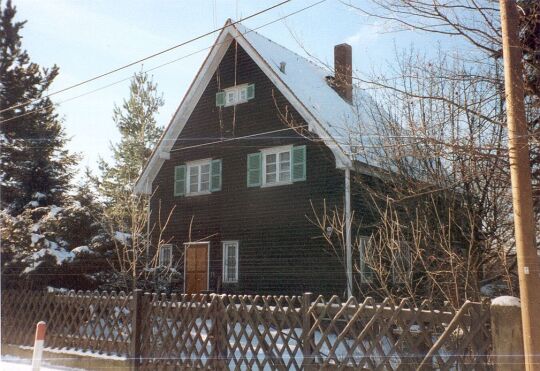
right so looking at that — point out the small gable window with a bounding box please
[174,158,222,197]
[216,83,255,107]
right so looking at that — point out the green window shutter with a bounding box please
[216,91,225,107]
[174,165,186,196]
[292,145,306,182]
[247,152,262,187]
[210,159,222,192]
[246,84,255,100]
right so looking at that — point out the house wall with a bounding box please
[150,42,365,296]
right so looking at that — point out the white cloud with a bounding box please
[345,23,383,46]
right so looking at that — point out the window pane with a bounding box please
[200,180,209,191]
[227,256,235,280]
[160,246,171,266]
[226,90,236,105]
[279,151,290,182]
[266,163,276,173]
[239,88,247,101]
[265,154,277,183]
[279,170,290,182]
[189,166,199,192]
[224,244,237,281]
[200,164,210,191]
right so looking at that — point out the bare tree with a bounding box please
[101,190,181,292]
[302,47,518,306]
[342,0,540,208]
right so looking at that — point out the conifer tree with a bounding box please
[0,0,76,214]
[98,71,164,216]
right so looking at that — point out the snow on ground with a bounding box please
[15,347,127,362]
[0,355,84,370]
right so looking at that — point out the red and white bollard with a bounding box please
[31,321,46,371]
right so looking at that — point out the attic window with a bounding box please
[216,84,255,107]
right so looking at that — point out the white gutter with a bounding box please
[145,179,151,268]
[345,167,353,297]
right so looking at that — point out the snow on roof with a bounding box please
[135,21,385,193]
[235,22,380,161]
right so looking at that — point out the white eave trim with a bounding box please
[134,28,234,194]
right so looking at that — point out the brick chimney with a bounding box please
[334,43,353,102]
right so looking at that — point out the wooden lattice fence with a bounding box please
[1,289,492,370]
[1,289,132,356]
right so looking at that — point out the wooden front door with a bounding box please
[185,243,208,294]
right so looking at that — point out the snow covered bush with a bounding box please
[1,194,180,292]
[0,199,114,290]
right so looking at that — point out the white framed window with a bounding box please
[359,236,375,283]
[261,145,292,186]
[222,241,239,283]
[224,85,248,106]
[159,244,172,267]
[187,159,211,195]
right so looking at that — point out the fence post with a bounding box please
[31,321,47,371]
[302,292,313,370]
[490,296,524,371]
[131,289,143,371]
[211,294,228,370]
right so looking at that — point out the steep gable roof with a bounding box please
[135,20,378,194]
[236,23,378,156]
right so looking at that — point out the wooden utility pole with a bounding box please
[499,0,540,368]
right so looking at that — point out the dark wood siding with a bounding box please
[151,42,350,296]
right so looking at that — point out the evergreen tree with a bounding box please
[0,0,76,214]
[98,71,164,214]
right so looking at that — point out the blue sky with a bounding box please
[12,0,459,177]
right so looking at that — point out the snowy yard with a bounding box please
[0,355,83,371]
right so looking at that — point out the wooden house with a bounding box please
[135,20,380,296]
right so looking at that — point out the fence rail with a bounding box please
[1,289,492,370]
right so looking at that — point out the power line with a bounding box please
[0,0,293,116]
[0,0,326,126]
[168,127,299,152]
